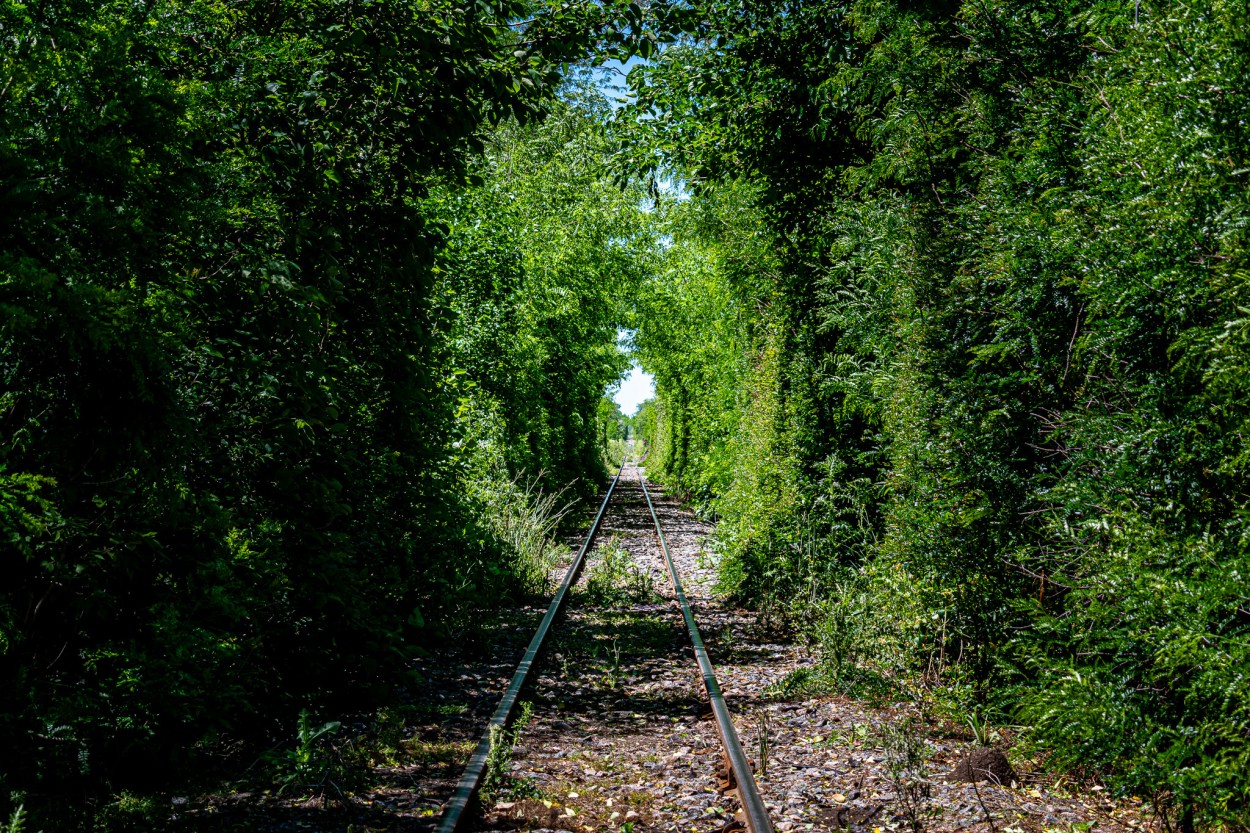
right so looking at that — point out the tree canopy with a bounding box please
[3,0,1249,828]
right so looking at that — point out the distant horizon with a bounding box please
[613,364,654,416]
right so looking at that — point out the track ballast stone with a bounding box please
[457,463,1149,833]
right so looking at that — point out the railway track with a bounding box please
[437,458,774,833]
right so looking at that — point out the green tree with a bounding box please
[435,95,649,497]
[622,1,1250,823]
[1,0,664,822]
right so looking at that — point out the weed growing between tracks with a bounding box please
[579,538,663,608]
[482,702,540,804]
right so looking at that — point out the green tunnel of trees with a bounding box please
[2,0,1248,829]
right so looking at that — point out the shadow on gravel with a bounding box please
[532,606,709,721]
[173,803,432,833]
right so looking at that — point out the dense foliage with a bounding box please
[0,0,654,822]
[626,1,1250,826]
[4,0,1246,826]
[435,100,649,495]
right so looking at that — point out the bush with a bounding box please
[1017,517,1250,824]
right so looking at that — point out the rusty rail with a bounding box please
[640,475,775,833]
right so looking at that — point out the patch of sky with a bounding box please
[612,328,654,415]
[613,363,655,416]
[594,56,646,110]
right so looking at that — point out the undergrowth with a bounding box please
[579,540,660,607]
[481,702,538,804]
[602,438,632,471]
[474,468,574,599]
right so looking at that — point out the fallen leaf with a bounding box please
[833,794,847,804]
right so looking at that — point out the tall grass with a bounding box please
[478,471,574,597]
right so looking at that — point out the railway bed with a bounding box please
[432,461,772,833]
[412,463,1151,833]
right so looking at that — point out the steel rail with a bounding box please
[437,460,628,833]
[640,476,775,833]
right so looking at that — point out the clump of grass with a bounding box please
[480,471,574,597]
[581,541,659,607]
[765,666,830,699]
[587,637,626,689]
[406,737,475,774]
[482,702,539,803]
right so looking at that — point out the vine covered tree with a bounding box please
[1,0,661,822]
[626,1,1250,824]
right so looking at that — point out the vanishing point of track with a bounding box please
[437,457,775,833]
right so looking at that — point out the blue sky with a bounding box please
[614,363,654,415]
